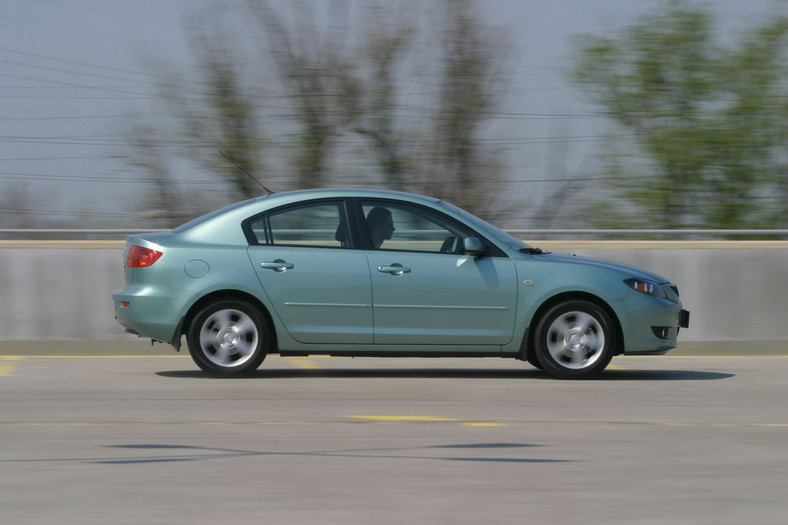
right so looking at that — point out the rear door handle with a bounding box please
[261,260,294,272]
[377,264,411,276]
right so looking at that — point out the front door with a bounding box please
[367,251,518,345]
[360,200,518,346]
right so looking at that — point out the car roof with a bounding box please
[142,187,526,253]
[170,189,446,245]
[254,188,442,206]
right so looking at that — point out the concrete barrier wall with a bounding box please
[0,246,124,340]
[0,241,786,342]
[561,246,788,342]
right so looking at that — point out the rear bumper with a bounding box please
[113,287,181,343]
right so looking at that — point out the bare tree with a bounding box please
[423,0,508,217]
[0,183,39,229]
[124,0,513,223]
[123,122,198,227]
[122,12,269,218]
[168,18,268,200]
[248,1,361,189]
[352,3,417,191]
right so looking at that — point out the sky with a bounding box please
[0,0,783,228]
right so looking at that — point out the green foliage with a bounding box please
[572,0,788,229]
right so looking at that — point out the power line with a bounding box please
[0,206,138,218]
[0,171,227,185]
[0,47,155,81]
[0,132,636,147]
[0,156,97,162]
[3,59,157,87]
[0,8,189,53]
[0,114,151,122]
[0,72,153,98]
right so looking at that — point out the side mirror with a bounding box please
[462,236,486,256]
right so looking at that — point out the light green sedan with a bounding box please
[113,189,689,379]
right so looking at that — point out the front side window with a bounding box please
[361,201,473,253]
[248,201,348,248]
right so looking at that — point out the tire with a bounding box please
[534,300,616,379]
[525,351,543,370]
[186,299,270,376]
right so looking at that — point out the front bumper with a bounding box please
[615,287,690,354]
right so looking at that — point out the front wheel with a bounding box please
[187,300,270,376]
[534,300,616,379]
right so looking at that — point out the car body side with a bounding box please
[113,189,685,360]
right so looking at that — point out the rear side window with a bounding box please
[248,201,348,248]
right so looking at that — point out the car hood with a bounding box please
[531,252,670,283]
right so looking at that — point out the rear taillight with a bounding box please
[126,245,163,268]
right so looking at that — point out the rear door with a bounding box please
[246,200,373,344]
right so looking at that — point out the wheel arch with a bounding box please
[175,290,277,352]
[524,291,624,360]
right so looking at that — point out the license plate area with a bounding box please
[679,309,690,329]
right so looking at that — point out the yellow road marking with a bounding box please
[0,355,188,359]
[665,355,788,359]
[345,415,463,422]
[343,415,507,427]
[0,356,24,376]
[283,357,323,370]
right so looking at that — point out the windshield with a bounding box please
[437,200,531,250]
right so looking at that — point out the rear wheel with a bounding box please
[534,300,615,379]
[187,300,270,376]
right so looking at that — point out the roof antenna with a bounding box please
[219,150,274,196]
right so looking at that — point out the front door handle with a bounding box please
[261,260,294,272]
[377,264,411,276]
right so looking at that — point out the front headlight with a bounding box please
[624,278,667,299]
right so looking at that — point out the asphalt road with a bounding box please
[2,340,787,525]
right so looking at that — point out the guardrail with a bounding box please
[0,229,169,235]
[2,228,787,239]
[506,229,788,237]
